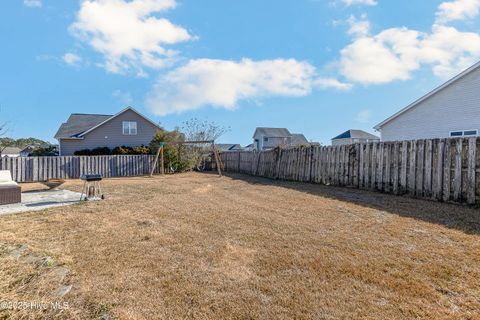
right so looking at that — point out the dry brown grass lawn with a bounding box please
[0,172,479,319]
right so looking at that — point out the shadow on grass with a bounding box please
[222,172,480,235]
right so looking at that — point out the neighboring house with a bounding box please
[291,133,309,146]
[216,144,243,152]
[252,128,312,150]
[55,107,162,156]
[0,147,21,157]
[374,61,480,141]
[243,143,254,151]
[331,129,380,146]
[19,146,34,157]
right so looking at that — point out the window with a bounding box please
[450,131,463,137]
[450,130,478,137]
[263,137,269,142]
[464,130,478,136]
[122,121,137,135]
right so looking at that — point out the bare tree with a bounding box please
[180,118,229,171]
[181,118,229,142]
[0,121,11,156]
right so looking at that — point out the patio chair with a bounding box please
[0,170,21,205]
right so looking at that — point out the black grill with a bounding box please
[81,174,103,182]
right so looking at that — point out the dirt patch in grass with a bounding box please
[1,172,479,319]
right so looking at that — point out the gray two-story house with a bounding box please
[55,107,162,156]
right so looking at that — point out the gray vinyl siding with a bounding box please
[59,109,159,155]
[379,66,480,142]
[253,133,290,150]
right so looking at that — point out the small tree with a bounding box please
[150,128,191,172]
[0,137,15,156]
[181,118,228,142]
[31,145,58,156]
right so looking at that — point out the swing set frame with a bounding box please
[149,140,224,177]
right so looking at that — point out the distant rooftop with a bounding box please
[254,127,291,138]
[332,129,380,141]
[1,147,21,155]
[290,133,308,145]
[216,144,242,151]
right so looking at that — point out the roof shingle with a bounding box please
[54,113,113,139]
[254,127,291,138]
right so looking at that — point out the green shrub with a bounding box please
[91,147,111,155]
[74,145,151,156]
[111,146,130,155]
[74,149,90,156]
[150,129,196,173]
[31,145,58,156]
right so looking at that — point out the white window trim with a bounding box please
[449,129,478,137]
[122,121,138,135]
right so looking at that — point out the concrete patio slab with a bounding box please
[0,189,82,216]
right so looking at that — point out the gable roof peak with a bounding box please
[374,60,480,130]
[55,106,161,140]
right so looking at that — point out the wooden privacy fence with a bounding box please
[221,137,480,205]
[0,155,161,182]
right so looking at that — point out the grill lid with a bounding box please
[81,174,103,181]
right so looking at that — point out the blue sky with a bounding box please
[1,0,479,145]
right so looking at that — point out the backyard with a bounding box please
[0,172,479,319]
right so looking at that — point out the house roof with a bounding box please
[54,107,161,139]
[253,127,291,138]
[1,147,21,155]
[291,133,308,145]
[216,144,242,151]
[20,146,35,153]
[332,129,380,141]
[374,60,480,130]
[55,114,112,139]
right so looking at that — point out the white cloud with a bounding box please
[314,78,353,91]
[436,0,480,23]
[339,20,480,84]
[23,0,42,8]
[146,58,320,115]
[69,0,193,75]
[341,0,377,6]
[347,14,371,37]
[355,109,372,123]
[62,53,82,66]
[113,90,133,105]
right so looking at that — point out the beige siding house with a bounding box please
[55,107,161,156]
[375,61,480,141]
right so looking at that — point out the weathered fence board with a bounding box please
[220,137,480,205]
[0,155,160,182]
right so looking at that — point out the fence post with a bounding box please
[453,139,463,201]
[467,138,476,204]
